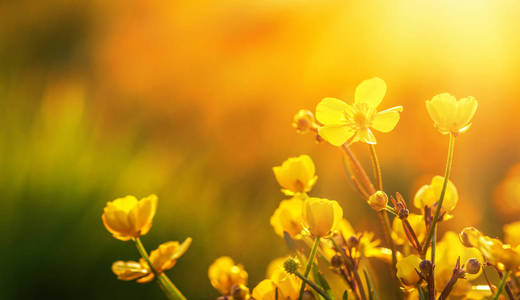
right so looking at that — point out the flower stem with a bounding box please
[298,237,320,300]
[368,144,383,191]
[492,270,511,300]
[134,238,186,300]
[293,271,331,300]
[422,134,455,257]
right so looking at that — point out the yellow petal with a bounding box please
[252,279,277,300]
[358,128,377,144]
[354,77,387,108]
[315,97,350,125]
[318,124,355,146]
[371,106,403,133]
[455,96,478,129]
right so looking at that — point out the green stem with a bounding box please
[422,133,455,256]
[492,270,511,300]
[134,238,186,300]
[294,271,331,300]
[298,237,320,300]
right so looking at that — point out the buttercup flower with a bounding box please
[392,214,426,246]
[112,260,150,281]
[270,197,304,239]
[273,155,317,195]
[428,232,482,296]
[315,77,403,146]
[209,256,248,295]
[460,227,520,270]
[504,221,520,247]
[396,255,422,286]
[302,197,343,237]
[252,279,277,300]
[271,268,301,299]
[414,176,458,214]
[426,93,478,135]
[112,238,191,283]
[102,194,158,241]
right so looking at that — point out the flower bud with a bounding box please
[347,236,360,249]
[465,258,481,275]
[368,191,388,212]
[331,254,345,268]
[231,284,250,300]
[292,109,315,134]
[302,291,316,300]
[302,197,343,237]
[283,257,300,274]
[419,260,433,278]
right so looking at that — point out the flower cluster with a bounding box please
[102,78,520,300]
[102,194,191,300]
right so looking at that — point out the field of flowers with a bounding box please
[3,1,520,299]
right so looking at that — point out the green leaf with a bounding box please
[363,270,376,300]
[342,291,348,300]
[312,263,335,300]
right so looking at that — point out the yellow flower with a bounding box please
[460,227,520,270]
[428,232,483,295]
[504,221,520,247]
[111,260,150,281]
[271,268,301,300]
[209,256,248,295]
[102,194,158,241]
[252,279,277,300]
[396,255,422,286]
[315,77,403,146]
[270,198,304,239]
[273,155,318,195]
[414,176,458,214]
[266,256,290,278]
[392,214,426,246]
[111,238,191,283]
[302,197,343,237]
[426,93,478,135]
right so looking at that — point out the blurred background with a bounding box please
[2,0,520,298]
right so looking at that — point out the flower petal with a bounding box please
[354,78,387,108]
[455,96,478,129]
[371,106,403,133]
[359,128,377,144]
[315,97,350,125]
[318,124,355,146]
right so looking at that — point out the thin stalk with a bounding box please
[422,134,455,257]
[294,271,331,300]
[298,237,320,300]
[368,144,383,191]
[492,270,511,300]
[341,144,376,195]
[134,238,186,300]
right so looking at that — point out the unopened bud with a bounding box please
[331,254,345,268]
[419,260,433,278]
[302,291,316,300]
[460,227,481,248]
[368,191,388,212]
[465,258,481,275]
[347,236,360,249]
[292,109,315,134]
[283,257,300,274]
[231,284,250,300]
